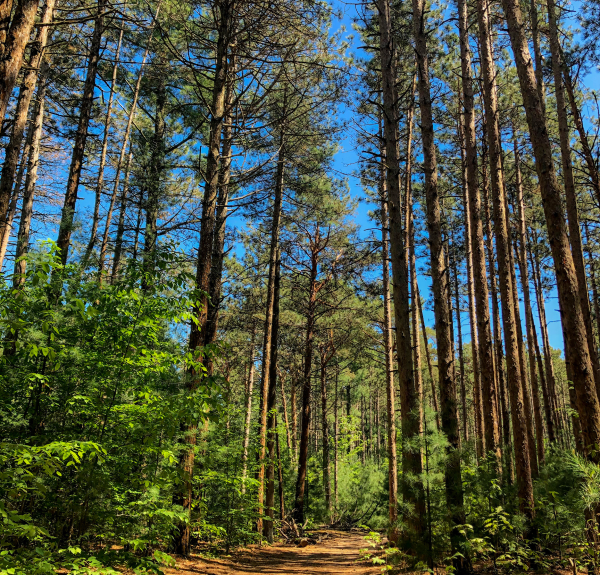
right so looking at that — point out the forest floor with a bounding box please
[168,529,383,574]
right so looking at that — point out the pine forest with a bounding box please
[4,0,600,572]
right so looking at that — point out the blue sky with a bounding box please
[326,0,593,353]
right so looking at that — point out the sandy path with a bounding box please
[169,530,383,575]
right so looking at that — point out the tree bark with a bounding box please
[264,249,280,543]
[413,0,467,565]
[142,74,167,283]
[241,332,256,494]
[82,24,124,268]
[99,16,157,277]
[482,144,514,483]
[377,0,422,543]
[0,0,42,123]
[458,0,499,461]
[257,126,285,532]
[476,0,533,516]
[0,0,54,243]
[56,0,106,264]
[500,0,600,463]
[563,67,600,209]
[13,78,45,285]
[547,0,600,398]
[513,135,545,464]
[293,243,318,524]
[379,124,399,540]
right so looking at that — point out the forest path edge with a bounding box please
[167,529,383,574]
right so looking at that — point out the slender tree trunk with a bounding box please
[173,3,233,544]
[257,128,285,532]
[56,0,106,264]
[0,0,54,241]
[458,112,483,453]
[109,149,134,278]
[477,0,533,517]
[530,245,563,442]
[530,0,546,113]
[584,222,600,352]
[500,0,600,463]
[99,17,158,277]
[241,332,256,493]
[280,372,292,453]
[276,424,285,520]
[482,147,514,483]
[506,216,539,478]
[513,135,545,464]
[334,372,339,506]
[83,24,124,267]
[563,68,600,209]
[418,283,440,430]
[453,255,467,443]
[13,78,45,285]
[458,0,499,462]
[293,252,318,524]
[379,138,399,539]
[409,184,424,442]
[0,0,42,123]
[413,0,467,564]
[377,0,422,543]
[291,373,298,461]
[547,0,600,398]
[264,249,280,543]
[320,352,331,521]
[206,80,235,347]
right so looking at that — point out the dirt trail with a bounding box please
[168,530,382,575]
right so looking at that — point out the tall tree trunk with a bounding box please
[458,111,483,454]
[563,68,600,209]
[206,79,235,347]
[143,75,167,282]
[293,251,318,524]
[264,249,280,543]
[584,222,600,353]
[453,254,467,443]
[547,0,600,398]
[500,0,600,463]
[0,0,42,123]
[0,0,14,54]
[109,149,134,278]
[530,0,546,113]
[458,0,499,462]
[82,24,124,267]
[476,0,533,517]
[320,350,332,521]
[530,245,563,442]
[377,0,422,543]
[13,78,45,285]
[413,0,467,565]
[241,332,256,493]
[506,216,538,478]
[418,282,440,430]
[257,127,285,532]
[482,144,514,483]
[379,133,399,540]
[56,0,106,264]
[99,16,158,276]
[0,0,54,242]
[410,184,425,442]
[173,2,232,549]
[513,134,545,464]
